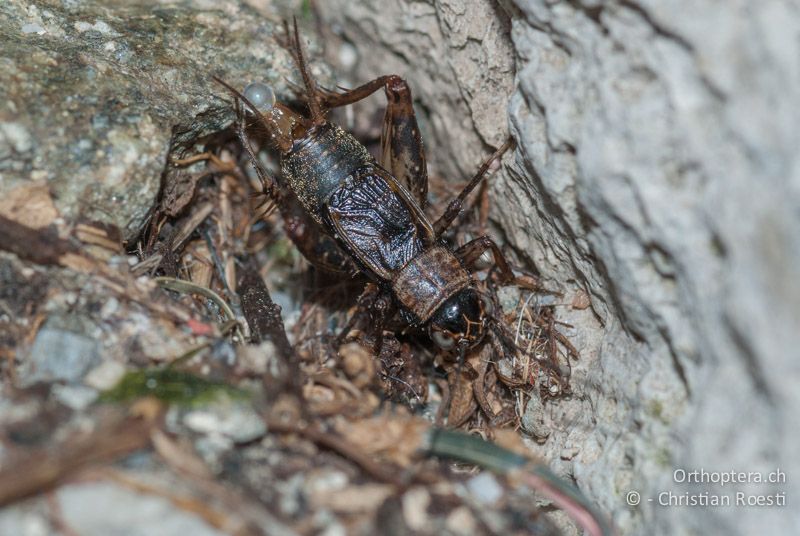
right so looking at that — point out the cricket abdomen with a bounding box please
[281,122,374,223]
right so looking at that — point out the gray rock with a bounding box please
[51,383,98,410]
[466,472,504,506]
[56,482,226,536]
[0,505,50,536]
[24,324,100,384]
[182,399,267,444]
[317,1,800,534]
[495,285,521,315]
[83,359,126,390]
[0,0,302,239]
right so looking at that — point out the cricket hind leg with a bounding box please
[316,76,429,208]
[381,76,429,208]
[280,192,355,274]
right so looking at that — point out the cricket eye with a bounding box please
[243,81,275,111]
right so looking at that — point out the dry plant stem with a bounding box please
[435,378,451,427]
[150,430,214,479]
[144,426,296,536]
[180,474,298,536]
[45,491,80,536]
[219,174,237,293]
[91,467,297,536]
[155,276,237,323]
[472,350,496,421]
[236,260,295,361]
[98,446,298,536]
[265,419,405,487]
[0,406,161,507]
[0,215,75,265]
[0,216,190,324]
[132,203,215,275]
[155,275,245,342]
[96,468,254,536]
[171,152,236,172]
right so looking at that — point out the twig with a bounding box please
[0,216,190,324]
[132,203,215,275]
[236,260,295,361]
[473,347,496,420]
[0,215,76,265]
[154,276,237,324]
[0,402,162,507]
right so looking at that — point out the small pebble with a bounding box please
[495,285,521,315]
[25,327,99,385]
[51,384,98,411]
[183,400,266,443]
[402,487,431,531]
[521,394,550,442]
[466,472,504,505]
[21,23,46,35]
[496,358,514,379]
[446,506,476,535]
[84,360,126,390]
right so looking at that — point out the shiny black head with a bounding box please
[428,288,493,351]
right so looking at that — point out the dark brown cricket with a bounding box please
[215,21,514,354]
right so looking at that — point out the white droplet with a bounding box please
[243,82,275,111]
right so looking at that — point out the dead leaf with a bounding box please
[335,414,430,467]
[571,289,591,310]
[0,182,59,229]
[309,483,394,513]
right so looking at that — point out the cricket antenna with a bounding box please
[285,17,324,124]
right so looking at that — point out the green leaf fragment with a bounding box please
[100,368,247,407]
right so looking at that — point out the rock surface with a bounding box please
[23,319,100,385]
[317,0,800,534]
[0,0,301,239]
[55,482,226,536]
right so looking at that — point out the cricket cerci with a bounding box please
[215,22,515,359]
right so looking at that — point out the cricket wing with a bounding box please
[324,167,427,281]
